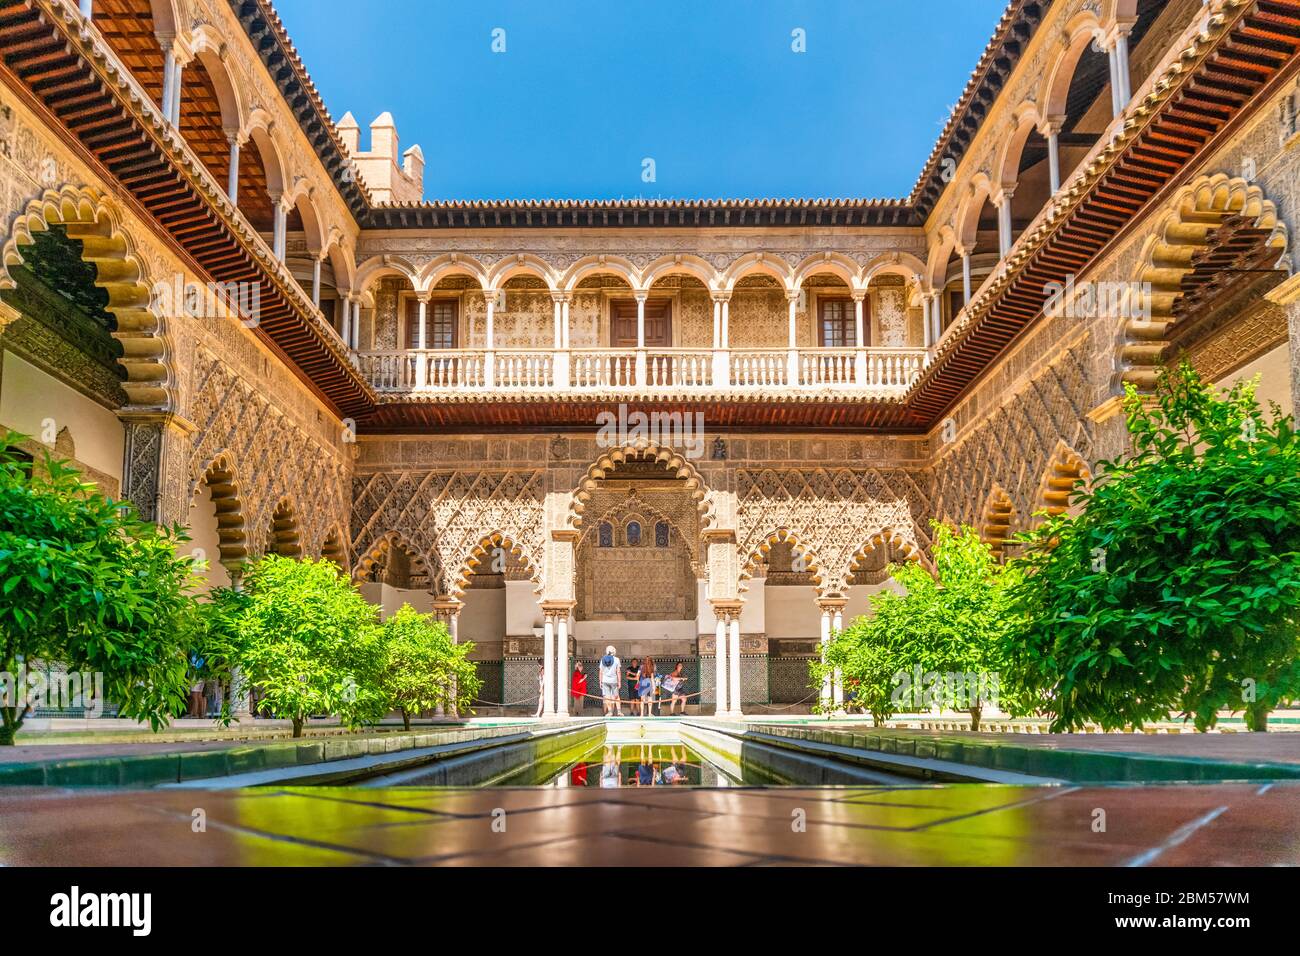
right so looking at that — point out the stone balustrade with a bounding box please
[359,346,929,395]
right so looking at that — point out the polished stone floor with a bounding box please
[0,781,1294,866]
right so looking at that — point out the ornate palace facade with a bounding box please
[2,0,1299,713]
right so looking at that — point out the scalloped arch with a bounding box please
[1,186,174,410]
[450,531,540,598]
[1117,173,1289,392]
[568,441,713,530]
[739,528,825,594]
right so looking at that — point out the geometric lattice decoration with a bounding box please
[350,469,546,598]
[735,467,931,596]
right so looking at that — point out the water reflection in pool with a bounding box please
[530,742,736,788]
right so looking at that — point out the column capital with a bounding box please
[632,288,650,302]
[550,290,572,304]
[710,290,732,304]
[1038,115,1065,136]
[850,288,867,302]
[815,596,848,612]
[431,597,463,619]
[784,287,802,302]
[415,290,432,304]
[540,600,576,618]
[709,598,743,621]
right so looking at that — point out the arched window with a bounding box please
[655,521,669,548]
[598,522,613,548]
[625,521,641,546]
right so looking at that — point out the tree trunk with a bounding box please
[402,709,411,731]
[969,705,982,733]
[0,706,20,746]
[1245,702,1270,732]
[291,715,304,738]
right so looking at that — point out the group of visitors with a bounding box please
[533,645,691,717]
[593,646,688,716]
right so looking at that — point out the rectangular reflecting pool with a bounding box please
[513,741,732,788]
[353,720,916,788]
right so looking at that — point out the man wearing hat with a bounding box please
[597,645,623,717]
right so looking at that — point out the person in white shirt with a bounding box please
[597,645,623,717]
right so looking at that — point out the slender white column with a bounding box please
[714,616,728,715]
[351,298,362,350]
[484,291,496,388]
[542,613,555,717]
[831,607,845,709]
[710,295,730,387]
[961,251,972,306]
[447,609,461,718]
[721,298,730,349]
[922,293,933,348]
[818,605,833,709]
[786,292,800,385]
[552,294,570,387]
[169,59,185,125]
[160,43,176,121]
[340,296,352,344]
[555,614,570,717]
[310,256,322,308]
[272,199,287,261]
[728,611,742,716]
[1044,122,1062,194]
[997,191,1013,256]
[1115,32,1132,106]
[1106,43,1123,118]
[416,296,428,350]
[852,291,867,385]
[226,134,241,205]
[634,291,647,387]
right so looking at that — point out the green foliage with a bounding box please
[221,554,386,736]
[1006,363,1300,731]
[0,432,198,743]
[380,604,482,727]
[817,522,1021,728]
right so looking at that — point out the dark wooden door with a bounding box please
[610,298,671,347]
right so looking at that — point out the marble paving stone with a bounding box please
[0,782,1296,866]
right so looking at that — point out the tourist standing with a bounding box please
[625,657,641,713]
[663,662,689,715]
[571,661,587,715]
[598,646,622,716]
[534,662,545,718]
[637,658,656,717]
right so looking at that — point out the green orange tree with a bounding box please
[1006,363,1300,731]
[0,433,198,744]
[379,604,481,728]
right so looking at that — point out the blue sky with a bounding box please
[274,0,1008,201]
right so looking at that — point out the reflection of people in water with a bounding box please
[600,745,621,788]
[660,745,689,785]
[570,762,588,787]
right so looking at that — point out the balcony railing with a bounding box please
[359,347,928,395]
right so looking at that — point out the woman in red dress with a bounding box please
[571,662,588,715]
